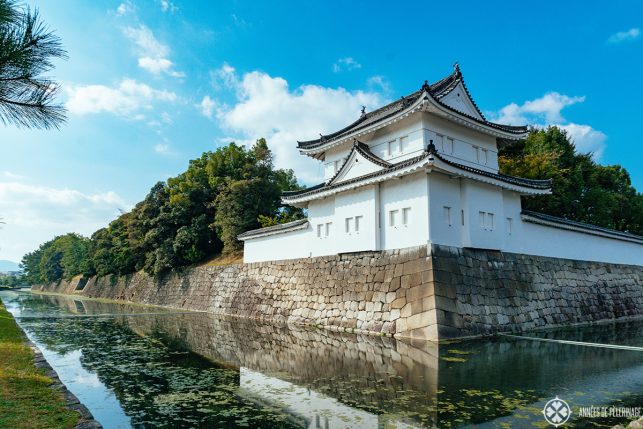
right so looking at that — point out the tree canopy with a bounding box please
[0,0,67,129]
[21,140,304,282]
[499,126,643,235]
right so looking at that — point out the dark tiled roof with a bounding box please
[283,151,431,199]
[432,152,552,190]
[297,65,528,150]
[521,211,643,243]
[283,148,550,201]
[297,91,422,149]
[237,219,309,240]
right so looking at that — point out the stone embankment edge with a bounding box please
[15,323,103,429]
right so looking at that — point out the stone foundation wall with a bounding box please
[36,246,435,338]
[34,244,643,340]
[430,245,643,338]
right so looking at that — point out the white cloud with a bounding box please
[3,171,24,180]
[493,92,606,159]
[607,28,640,44]
[215,67,386,184]
[160,111,172,124]
[154,142,171,154]
[115,3,129,16]
[210,62,239,91]
[137,57,185,77]
[198,95,216,118]
[123,25,183,77]
[495,92,585,125]
[367,75,391,95]
[0,180,129,262]
[160,0,177,13]
[123,25,168,58]
[66,79,177,118]
[558,124,607,159]
[333,57,362,73]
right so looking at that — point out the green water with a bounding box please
[1,289,642,428]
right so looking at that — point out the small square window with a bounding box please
[507,217,513,235]
[402,207,411,226]
[479,211,486,229]
[481,149,488,165]
[355,215,363,233]
[389,210,398,227]
[317,224,323,238]
[325,222,332,237]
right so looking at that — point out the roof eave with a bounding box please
[237,219,309,241]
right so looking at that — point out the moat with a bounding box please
[1,289,642,428]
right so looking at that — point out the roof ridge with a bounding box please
[297,65,527,151]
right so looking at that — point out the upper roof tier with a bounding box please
[297,64,528,154]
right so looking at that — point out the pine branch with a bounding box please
[0,1,67,129]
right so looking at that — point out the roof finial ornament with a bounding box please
[421,79,430,92]
[319,133,325,142]
[427,139,437,155]
[453,62,461,74]
[360,105,366,116]
[352,137,359,147]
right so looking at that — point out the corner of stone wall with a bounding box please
[393,244,440,341]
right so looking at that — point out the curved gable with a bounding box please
[438,81,484,120]
[328,141,390,185]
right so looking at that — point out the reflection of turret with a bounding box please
[239,368,426,429]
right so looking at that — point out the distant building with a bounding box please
[0,271,20,276]
[240,65,643,265]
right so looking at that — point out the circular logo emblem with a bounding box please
[543,396,571,427]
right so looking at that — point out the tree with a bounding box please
[0,0,67,129]
[23,139,305,279]
[499,126,643,235]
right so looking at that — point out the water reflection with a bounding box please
[1,290,642,428]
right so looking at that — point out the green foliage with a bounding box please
[0,0,67,129]
[22,139,304,280]
[20,233,90,284]
[0,301,80,428]
[499,126,643,235]
[0,274,25,287]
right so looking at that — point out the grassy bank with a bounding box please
[0,301,79,429]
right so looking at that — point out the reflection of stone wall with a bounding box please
[123,312,439,415]
[34,244,643,340]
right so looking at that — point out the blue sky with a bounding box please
[1,0,642,262]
